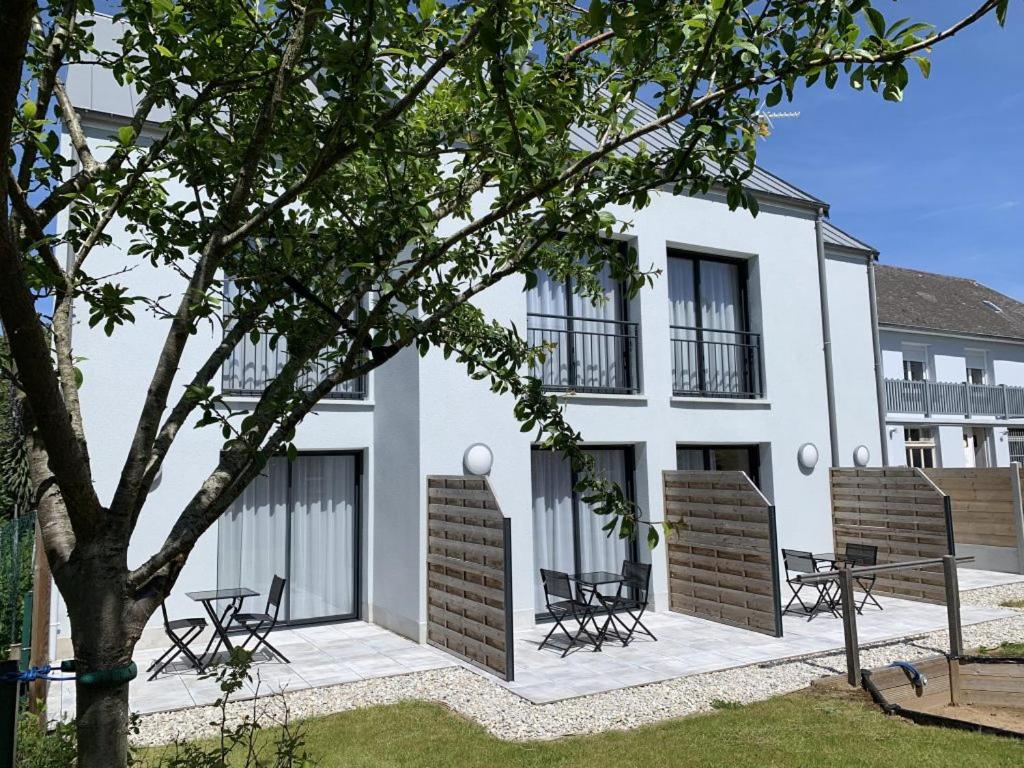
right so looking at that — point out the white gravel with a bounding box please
[134,581,1024,746]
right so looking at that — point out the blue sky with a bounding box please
[754,1,1023,300]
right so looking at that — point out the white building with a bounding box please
[53,16,891,654]
[877,265,1024,470]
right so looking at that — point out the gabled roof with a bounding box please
[821,221,878,256]
[875,264,1024,342]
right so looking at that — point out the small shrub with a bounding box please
[16,710,76,768]
[999,599,1024,609]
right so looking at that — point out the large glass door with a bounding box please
[531,446,635,615]
[218,452,361,624]
[677,444,761,486]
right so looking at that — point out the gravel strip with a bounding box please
[134,585,1024,746]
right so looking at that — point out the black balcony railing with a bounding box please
[885,378,1024,419]
[670,325,763,399]
[222,330,366,399]
[527,313,640,394]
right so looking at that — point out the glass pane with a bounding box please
[577,449,630,585]
[531,451,576,612]
[676,448,705,471]
[289,455,358,620]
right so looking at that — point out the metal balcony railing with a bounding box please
[527,313,640,394]
[670,325,764,399]
[885,378,1024,419]
[222,330,366,399]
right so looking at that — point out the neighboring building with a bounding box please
[52,15,887,653]
[876,265,1024,469]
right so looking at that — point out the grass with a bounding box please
[205,687,1024,767]
[1000,599,1024,609]
[978,641,1024,658]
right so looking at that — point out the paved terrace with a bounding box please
[46,568,1023,717]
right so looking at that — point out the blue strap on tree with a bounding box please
[0,660,137,685]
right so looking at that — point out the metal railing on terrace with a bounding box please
[885,378,1024,419]
[222,330,366,399]
[670,325,764,399]
[527,313,640,395]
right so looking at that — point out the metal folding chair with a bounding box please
[538,569,601,657]
[844,542,883,613]
[231,574,290,663]
[599,560,656,646]
[782,549,839,621]
[147,602,208,680]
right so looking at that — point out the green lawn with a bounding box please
[233,687,1023,768]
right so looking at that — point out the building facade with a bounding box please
[52,15,892,653]
[876,265,1024,470]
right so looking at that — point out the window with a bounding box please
[1010,428,1024,465]
[676,444,762,487]
[963,427,992,468]
[531,446,637,615]
[966,350,988,386]
[903,360,926,382]
[217,452,361,624]
[668,251,762,398]
[904,427,937,469]
[526,243,639,394]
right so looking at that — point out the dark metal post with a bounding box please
[839,567,860,686]
[767,506,783,638]
[0,660,17,768]
[502,516,515,682]
[943,555,963,658]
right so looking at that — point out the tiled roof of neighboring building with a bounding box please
[875,264,1024,342]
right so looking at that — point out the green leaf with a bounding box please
[117,126,135,146]
[765,83,782,108]
[154,44,174,58]
[913,56,931,79]
[22,101,37,120]
[419,0,436,20]
[864,7,886,38]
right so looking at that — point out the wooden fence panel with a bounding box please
[426,476,514,681]
[924,469,1016,548]
[831,468,952,604]
[663,470,782,637]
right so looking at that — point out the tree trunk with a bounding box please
[60,549,141,768]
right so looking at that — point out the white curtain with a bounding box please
[668,258,699,392]
[572,266,624,390]
[700,261,742,394]
[289,455,357,620]
[527,270,570,387]
[531,450,575,612]
[217,456,289,599]
[676,448,705,471]
[577,449,630,576]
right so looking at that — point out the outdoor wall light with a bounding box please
[798,443,819,471]
[853,445,871,468]
[463,443,494,476]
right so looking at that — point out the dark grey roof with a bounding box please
[875,264,1024,342]
[821,221,877,256]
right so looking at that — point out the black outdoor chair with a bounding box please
[843,542,883,614]
[231,574,290,663]
[538,569,601,657]
[599,561,656,646]
[782,549,839,621]
[147,602,208,680]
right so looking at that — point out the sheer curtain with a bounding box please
[527,270,570,388]
[699,261,742,394]
[577,449,630,576]
[668,257,698,392]
[676,448,705,471]
[531,450,575,612]
[289,455,357,620]
[571,265,624,390]
[218,456,289,597]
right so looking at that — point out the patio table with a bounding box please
[186,586,259,670]
[569,571,628,650]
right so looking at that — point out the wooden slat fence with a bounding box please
[426,476,514,681]
[663,470,782,637]
[831,468,952,604]
[923,468,1024,574]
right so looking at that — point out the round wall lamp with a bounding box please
[853,445,871,468]
[798,443,819,471]
[463,443,494,476]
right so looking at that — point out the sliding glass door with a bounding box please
[677,444,761,486]
[217,452,361,624]
[531,446,636,614]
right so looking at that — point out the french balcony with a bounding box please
[527,313,640,395]
[222,330,367,399]
[885,378,1024,419]
[670,326,764,399]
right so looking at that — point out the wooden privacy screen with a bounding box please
[426,476,514,681]
[831,468,952,604]
[663,470,782,637]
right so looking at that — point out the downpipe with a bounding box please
[814,208,840,468]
